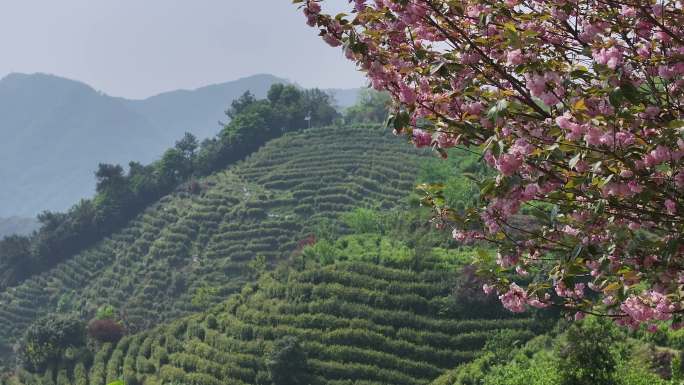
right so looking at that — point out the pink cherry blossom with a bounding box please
[666,199,677,215]
[412,128,432,148]
[495,154,523,176]
[303,0,684,328]
[499,283,527,313]
[506,49,523,66]
[593,47,624,69]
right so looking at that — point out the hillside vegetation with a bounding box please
[0,125,426,364]
[15,260,542,385]
[0,85,339,293]
[431,316,684,385]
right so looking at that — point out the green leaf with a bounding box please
[667,119,684,129]
[549,205,559,222]
[430,61,445,76]
[570,67,589,79]
[385,113,394,126]
[568,153,582,170]
[480,179,496,196]
[593,201,606,215]
[530,208,551,223]
[393,111,410,131]
[598,174,614,188]
[620,82,642,104]
[571,245,583,259]
[487,100,509,120]
[417,183,445,194]
[502,22,520,46]
[609,87,624,108]
[461,172,481,182]
[503,22,517,33]
[604,282,621,292]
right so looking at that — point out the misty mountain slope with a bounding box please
[0,73,359,218]
[0,126,425,360]
[0,217,39,238]
[122,74,288,141]
[324,87,362,110]
[0,73,167,218]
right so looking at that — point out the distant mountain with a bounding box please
[119,73,290,141]
[328,87,367,110]
[0,72,361,217]
[0,217,39,238]
[0,73,167,218]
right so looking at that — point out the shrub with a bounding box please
[106,348,124,383]
[95,304,117,320]
[556,319,618,385]
[73,362,88,385]
[56,369,69,385]
[267,336,310,385]
[17,315,86,372]
[204,315,218,330]
[159,365,186,384]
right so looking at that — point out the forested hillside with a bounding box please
[0,124,427,366]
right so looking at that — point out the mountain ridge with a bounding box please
[0,72,362,218]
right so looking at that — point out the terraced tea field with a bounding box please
[0,126,426,361]
[20,262,541,385]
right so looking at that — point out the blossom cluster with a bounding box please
[298,0,684,328]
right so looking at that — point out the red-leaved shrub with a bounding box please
[87,319,125,343]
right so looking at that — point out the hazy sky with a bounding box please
[0,1,365,99]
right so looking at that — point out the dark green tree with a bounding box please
[94,163,130,226]
[31,211,71,260]
[267,336,310,385]
[344,89,391,124]
[268,84,305,132]
[226,91,257,119]
[175,132,198,160]
[17,315,86,372]
[302,88,339,127]
[94,164,126,195]
[158,148,191,186]
[556,318,618,385]
[127,161,159,204]
[267,83,301,106]
[0,235,32,288]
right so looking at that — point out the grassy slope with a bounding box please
[0,126,425,361]
[22,262,541,385]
